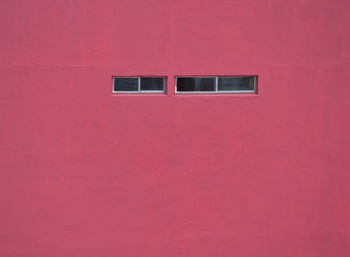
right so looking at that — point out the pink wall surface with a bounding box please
[1,0,349,256]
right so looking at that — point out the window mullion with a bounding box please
[138,77,141,92]
[254,76,256,92]
[215,76,218,92]
[175,77,177,93]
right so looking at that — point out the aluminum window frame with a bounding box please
[175,75,257,93]
[112,76,166,93]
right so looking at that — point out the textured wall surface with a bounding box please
[0,0,349,256]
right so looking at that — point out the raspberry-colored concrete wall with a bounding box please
[1,0,349,256]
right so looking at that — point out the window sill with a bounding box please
[174,92,258,96]
[111,92,168,96]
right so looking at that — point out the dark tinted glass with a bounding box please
[114,77,138,91]
[218,76,255,91]
[140,77,164,91]
[176,77,215,92]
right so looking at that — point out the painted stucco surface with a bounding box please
[0,0,349,256]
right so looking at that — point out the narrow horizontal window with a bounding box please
[114,77,139,91]
[176,76,256,93]
[176,77,215,92]
[113,76,165,93]
[140,77,164,91]
[218,76,255,91]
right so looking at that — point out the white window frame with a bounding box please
[112,76,166,93]
[175,76,257,93]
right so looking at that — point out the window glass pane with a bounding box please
[140,77,164,91]
[218,76,255,91]
[114,77,138,91]
[177,77,215,92]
